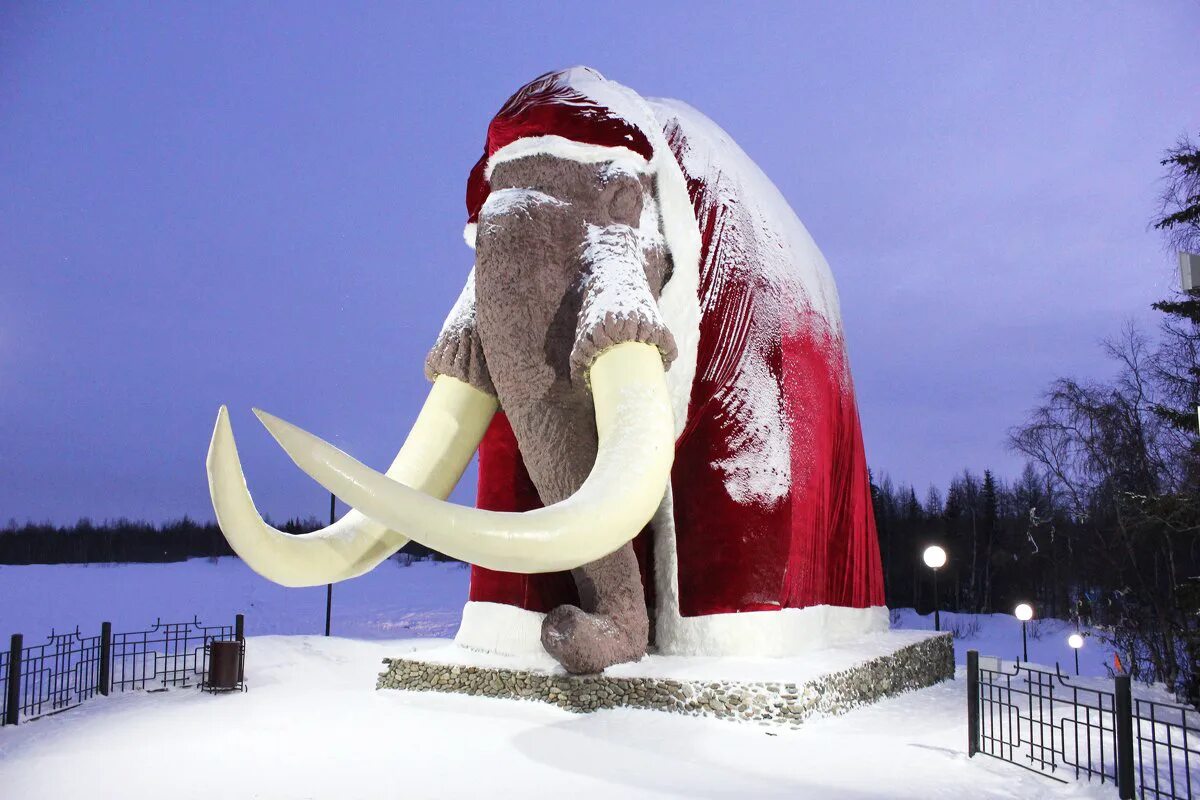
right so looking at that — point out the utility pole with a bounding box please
[325,493,334,637]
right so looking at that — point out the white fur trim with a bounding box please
[658,604,890,658]
[651,484,682,643]
[463,222,477,249]
[454,600,547,657]
[455,594,888,660]
[457,522,887,660]
[485,136,650,181]
[641,115,702,440]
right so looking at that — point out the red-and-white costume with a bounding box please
[454,68,886,657]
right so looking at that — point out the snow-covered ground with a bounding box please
[0,635,1109,800]
[891,608,1119,677]
[0,559,1145,798]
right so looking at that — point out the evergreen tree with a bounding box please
[904,488,922,523]
[1148,134,1200,444]
[980,470,999,611]
[924,485,944,519]
[1153,133,1200,257]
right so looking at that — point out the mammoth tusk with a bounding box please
[256,341,675,574]
[206,375,498,587]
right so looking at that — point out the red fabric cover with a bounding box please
[469,412,578,612]
[664,117,884,614]
[467,70,885,621]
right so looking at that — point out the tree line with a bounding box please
[873,464,1075,621]
[0,517,449,564]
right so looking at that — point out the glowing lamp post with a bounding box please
[922,545,947,631]
[1014,603,1034,662]
[1068,632,1084,675]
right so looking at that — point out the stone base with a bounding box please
[377,630,953,726]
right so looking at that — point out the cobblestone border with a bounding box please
[378,633,953,726]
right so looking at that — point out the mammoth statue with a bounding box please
[207,68,886,675]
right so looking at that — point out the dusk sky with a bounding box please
[2,3,1198,525]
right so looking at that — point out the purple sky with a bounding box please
[2,4,1198,525]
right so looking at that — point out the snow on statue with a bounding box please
[206,67,886,675]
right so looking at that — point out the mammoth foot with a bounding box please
[540,604,648,675]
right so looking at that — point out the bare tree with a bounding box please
[1009,324,1199,694]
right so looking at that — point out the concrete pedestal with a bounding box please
[378,630,953,727]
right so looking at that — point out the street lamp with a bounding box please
[1068,632,1084,676]
[922,545,947,632]
[1014,603,1034,662]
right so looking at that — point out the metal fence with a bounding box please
[967,649,1200,799]
[1,614,243,726]
[1135,696,1200,799]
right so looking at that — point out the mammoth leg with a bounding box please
[542,543,649,675]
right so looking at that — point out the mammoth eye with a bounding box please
[607,183,642,226]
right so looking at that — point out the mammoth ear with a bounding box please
[426,267,495,396]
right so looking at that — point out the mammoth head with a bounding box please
[205,152,691,588]
[431,148,678,401]
[474,152,675,388]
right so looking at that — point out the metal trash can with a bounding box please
[206,640,244,691]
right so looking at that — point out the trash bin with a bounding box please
[206,640,243,691]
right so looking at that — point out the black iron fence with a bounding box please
[1,614,244,726]
[967,649,1200,799]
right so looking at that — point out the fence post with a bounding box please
[967,649,979,757]
[97,622,112,697]
[5,634,22,726]
[1115,674,1135,799]
[235,613,245,685]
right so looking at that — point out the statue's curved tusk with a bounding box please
[256,341,675,574]
[206,375,498,587]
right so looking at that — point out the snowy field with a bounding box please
[0,559,1142,798]
[0,557,472,642]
